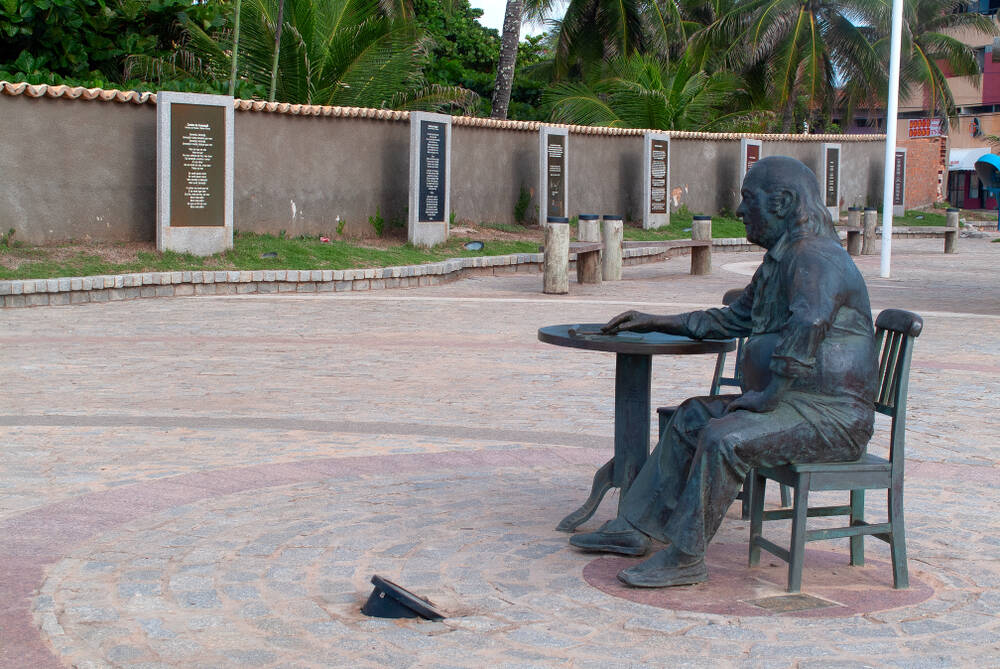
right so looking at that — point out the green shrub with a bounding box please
[514,185,531,224]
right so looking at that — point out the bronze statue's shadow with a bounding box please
[583,542,935,618]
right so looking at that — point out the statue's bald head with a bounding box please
[737,156,835,247]
[744,156,823,202]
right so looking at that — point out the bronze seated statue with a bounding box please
[569,156,877,588]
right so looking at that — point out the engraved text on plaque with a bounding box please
[169,103,225,227]
[418,121,446,222]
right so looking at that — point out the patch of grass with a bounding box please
[481,222,530,234]
[0,232,541,280]
[623,210,746,241]
[893,210,947,227]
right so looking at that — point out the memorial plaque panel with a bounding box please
[893,150,906,206]
[547,135,566,218]
[650,139,668,215]
[156,91,234,256]
[746,143,760,174]
[825,146,840,208]
[169,103,225,227]
[408,112,451,246]
[418,120,446,222]
[739,138,763,188]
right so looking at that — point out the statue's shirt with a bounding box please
[679,230,877,446]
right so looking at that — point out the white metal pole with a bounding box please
[880,0,905,278]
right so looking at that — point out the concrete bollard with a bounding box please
[862,207,878,255]
[577,214,602,284]
[846,206,862,256]
[945,207,959,254]
[600,215,623,281]
[691,215,712,275]
[543,217,570,294]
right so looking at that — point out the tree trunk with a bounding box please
[780,96,795,133]
[268,0,285,102]
[490,0,523,120]
[228,0,242,96]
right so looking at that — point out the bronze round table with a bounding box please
[538,324,736,532]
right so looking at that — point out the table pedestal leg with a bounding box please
[557,353,652,532]
[556,459,614,532]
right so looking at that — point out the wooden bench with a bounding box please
[570,241,603,284]
[538,241,604,284]
[622,239,712,274]
[835,226,863,256]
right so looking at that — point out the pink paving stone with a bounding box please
[0,612,61,669]
[583,542,935,618]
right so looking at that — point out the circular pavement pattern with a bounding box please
[29,457,972,669]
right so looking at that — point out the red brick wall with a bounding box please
[898,136,947,208]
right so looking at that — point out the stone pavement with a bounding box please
[0,236,998,668]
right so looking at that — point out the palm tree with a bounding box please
[490,0,553,118]
[698,0,883,131]
[131,0,476,110]
[862,0,996,123]
[549,0,653,78]
[542,52,765,130]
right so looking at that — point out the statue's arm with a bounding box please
[769,252,842,378]
[603,283,755,338]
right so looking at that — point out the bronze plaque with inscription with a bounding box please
[746,143,760,174]
[893,151,906,206]
[418,120,446,222]
[825,147,840,208]
[650,139,668,214]
[170,103,225,227]
[547,135,565,218]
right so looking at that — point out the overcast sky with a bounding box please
[468,1,559,37]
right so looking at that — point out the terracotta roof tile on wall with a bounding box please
[1,80,886,141]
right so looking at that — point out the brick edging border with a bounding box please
[8,233,934,310]
[0,242,748,309]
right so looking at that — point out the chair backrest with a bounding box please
[710,287,750,394]
[873,309,923,476]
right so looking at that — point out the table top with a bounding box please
[538,323,736,355]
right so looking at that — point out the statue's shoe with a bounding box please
[569,521,651,556]
[617,546,707,587]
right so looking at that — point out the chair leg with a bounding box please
[779,484,791,507]
[888,484,909,589]
[850,488,865,566]
[748,472,766,566]
[740,474,753,520]
[787,473,811,593]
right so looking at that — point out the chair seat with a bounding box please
[759,454,892,492]
[785,453,890,473]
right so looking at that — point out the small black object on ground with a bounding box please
[260,252,278,259]
[361,575,445,620]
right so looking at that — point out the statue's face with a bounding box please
[736,170,787,249]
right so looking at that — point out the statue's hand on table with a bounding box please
[602,311,685,335]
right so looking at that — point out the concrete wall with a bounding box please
[0,95,156,243]
[1,91,888,244]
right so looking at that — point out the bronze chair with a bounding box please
[748,308,922,592]
[656,288,790,519]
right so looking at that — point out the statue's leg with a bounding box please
[618,395,737,544]
[662,401,854,559]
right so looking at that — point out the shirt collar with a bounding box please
[764,230,792,263]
